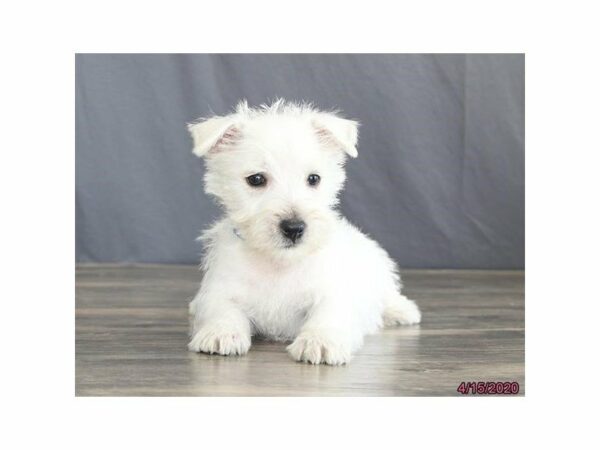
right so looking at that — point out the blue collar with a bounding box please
[233,228,244,240]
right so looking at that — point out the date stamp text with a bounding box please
[457,381,520,395]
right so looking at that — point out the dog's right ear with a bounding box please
[187,116,241,158]
[312,113,359,158]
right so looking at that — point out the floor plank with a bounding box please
[75,264,524,396]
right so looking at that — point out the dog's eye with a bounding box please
[246,173,267,187]
[307,174,321,187]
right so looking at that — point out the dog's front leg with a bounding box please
[188,289,252,356]
[287,299,355,365]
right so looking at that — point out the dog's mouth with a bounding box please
[278,231,304,249]
[281,238,302,249]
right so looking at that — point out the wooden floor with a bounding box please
[75,264,524,396]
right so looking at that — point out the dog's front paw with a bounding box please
[287,333,351,365]
[188,327,251,356]
[383,295,422,326]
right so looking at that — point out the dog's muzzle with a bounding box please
[279,219,306,245]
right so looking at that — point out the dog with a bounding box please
[187,99,421,365]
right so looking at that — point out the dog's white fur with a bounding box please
[187,99,421,365]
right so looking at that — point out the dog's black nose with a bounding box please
[279,219,306,244]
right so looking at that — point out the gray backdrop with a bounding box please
[76,54,524,269]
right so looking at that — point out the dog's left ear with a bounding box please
[312,114,359,158]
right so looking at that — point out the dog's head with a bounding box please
[189,99,359,260]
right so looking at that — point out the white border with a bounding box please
[3,0,600,447]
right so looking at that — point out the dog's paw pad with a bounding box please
[383,297,422,326]
[188,328,251,356]
[287,334,351,365]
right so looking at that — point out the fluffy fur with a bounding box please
[187,99,421,365]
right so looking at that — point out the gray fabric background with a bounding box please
[76,54,524,269]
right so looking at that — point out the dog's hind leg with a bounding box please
[382,291,422,326]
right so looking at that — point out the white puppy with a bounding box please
[187,99,421,365]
